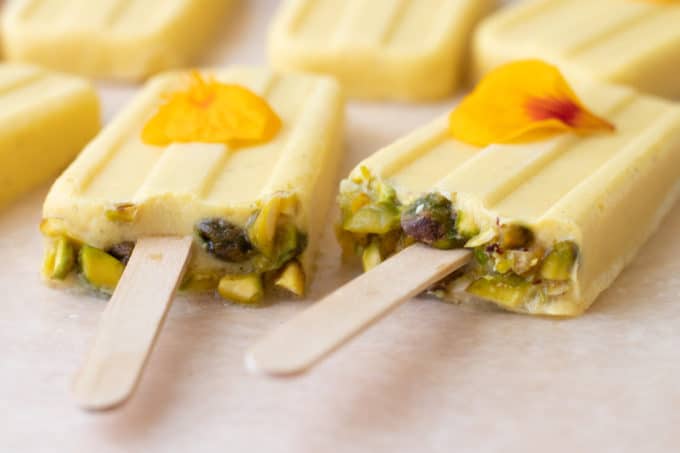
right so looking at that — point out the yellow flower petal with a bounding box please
[142,71,281,149]
[449,60,615,147]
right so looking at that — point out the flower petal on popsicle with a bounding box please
[449,60,615,147]
[142,71,281,149]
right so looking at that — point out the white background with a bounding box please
[2,1,679,452]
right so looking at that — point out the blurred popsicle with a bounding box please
[268,0,497,100]
[474,0,680,99]
[2,0,232,80]
[40,66,344,408]
[0,63,99,210]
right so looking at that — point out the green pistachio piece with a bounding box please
[400,193,464,249]
[343,202,401,235]
[540,241,578,281]
[274,260,306,296]
[105,203,138,223]
[362,240,383,272]
[196,218,254,262]
[218,274,264,304]
[181,272,220,292]
[455,210,480,239]
[79,245,125,292]
[467,274,532,309]
[43,236,75,280]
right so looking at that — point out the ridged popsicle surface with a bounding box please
[269,0,497,100]
[43,67,344,279]
[0,63,100,209]
[474,0,680,98]
[2,0,231,79]
[345,81,680,314]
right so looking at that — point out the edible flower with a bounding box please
[142,71,281,148]
[449,60,615,147]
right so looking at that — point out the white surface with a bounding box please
[2,1,680,452]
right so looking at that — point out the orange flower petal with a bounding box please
[142,71,281,149]
[449,60,615,147]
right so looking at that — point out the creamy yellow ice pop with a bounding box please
[1,0,231,80]
[0,63,99,210]
[338,62,680,316]
[474,0,680,99]
[41,67,344,303]
[268,0,497,101]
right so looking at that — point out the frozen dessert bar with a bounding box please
[337,76,680,316]
[474,0,680,99]
[268,0,497,101]
[0,63,99,210]
[41,67,344,303]
[1,0,231,80]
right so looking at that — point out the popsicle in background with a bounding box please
[247,61,680,376]
[268,0,498,101]
[1,0,232,80]
[474,0,680,99]
[40,67,344,409]
[0,63,99,210]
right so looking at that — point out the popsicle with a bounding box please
[473,0,680,99]
[268,0,497,100]
[41,67,343,408]
[1,0,232,80]
[0,63,100,210]
[42,66,344,303]
[247,60,680,376]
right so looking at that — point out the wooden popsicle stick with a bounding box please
[246,244,471,376]
[72,236,193,411]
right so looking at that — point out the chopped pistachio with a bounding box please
[540,241,578,281]
[273,223,299,261]
[43,236,75,280]
[455,210,480,238]
[105,203,138,223]
[493,256,513,274]
[218,274,263,304]
[401,193,463,249]
[358,165,372,182]
[343,202,401,235]
[196,218,254,262]
[247,204,277,256]
[248,193,298,257]
[466,274,532,309]
[181,271,220,292]
[42,248,56,279]
[275,260,306,296]
[348,192,371,215]
[79,245,125,292]
[362,240,382,272]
